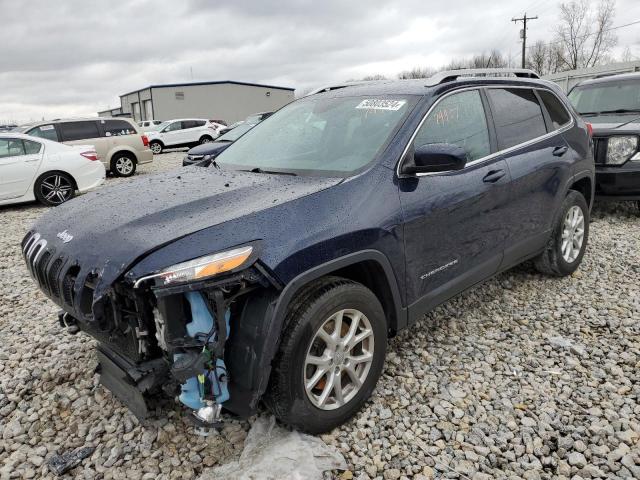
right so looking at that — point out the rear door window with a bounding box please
[27,124,59,142]
[0,138,26,158]
[486,88,547,150]
[100,119,136,137]
[413,89,491,162]
[59,121,100,142]
[537,90,572,130]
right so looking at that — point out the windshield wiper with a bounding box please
[243,167,298,176]
[599,108,640,114]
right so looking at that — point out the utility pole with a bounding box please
[512,13,538,68]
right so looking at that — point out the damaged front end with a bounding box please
[23,232,282,427]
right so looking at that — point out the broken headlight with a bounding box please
[607,136,638,165]
[139,246,253,287]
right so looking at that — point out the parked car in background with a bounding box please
[24,69,594,434]
[218,112,273,136]
[568,72,640,210]
[0,124,18,133]
[14,117,152,177]
[138,120,163,130]
[0,133,104,206]
[146,119,222,154]
[183,122,256,166]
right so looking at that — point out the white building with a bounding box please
[543,60,640,92]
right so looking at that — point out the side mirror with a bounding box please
[402,143,467,174]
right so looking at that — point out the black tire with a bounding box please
[111,152,137,177]
[264,277,387,434]
[534,190,589,276]
[199,135,213,144]
[150,141,163,155]
[34,171,75,206]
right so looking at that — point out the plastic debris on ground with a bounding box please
[198,416,347,480]
[47,446,95,476]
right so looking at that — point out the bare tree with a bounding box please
[398,67,435,79]
[555,0,617,70]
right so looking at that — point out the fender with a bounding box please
[568,168,595,209]
[225,249,407,417]
[108,146,139,162]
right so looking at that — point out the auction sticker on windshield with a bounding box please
[356,99,407,111]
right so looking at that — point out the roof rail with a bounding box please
[425,68,540,87]
[305,80,373,96]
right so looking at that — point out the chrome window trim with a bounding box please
[396,85,576,178]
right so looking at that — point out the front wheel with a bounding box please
[265,278,387,433]
[534,190,589,276]
[34,172,75,206]
[199,135,213,144]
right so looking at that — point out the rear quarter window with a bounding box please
[487,88,547,150]
[59,121,100,142]
[23,139,42,154]
[100,119,137,137]
[538,90,572,130]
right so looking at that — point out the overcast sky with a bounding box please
[1,0,639,123]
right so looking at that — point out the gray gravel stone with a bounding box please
[1,156,639,478]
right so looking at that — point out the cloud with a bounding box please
[1,0,638,123]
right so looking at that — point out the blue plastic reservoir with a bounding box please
[178,291,230,410]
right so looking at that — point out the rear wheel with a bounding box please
[534,190,589,276]
[34,172,75,206]
[199,135,213,144]
[150,141,163,154]
[265,278,387,433]
[111,153,137,177]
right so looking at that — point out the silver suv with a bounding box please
[15,117,153,177]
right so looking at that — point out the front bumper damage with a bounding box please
[23,228,282,427]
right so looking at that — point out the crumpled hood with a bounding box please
[28,167,340,300]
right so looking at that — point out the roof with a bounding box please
[120,80,295,97]
[16,117,135,128]
[574,71,640,87]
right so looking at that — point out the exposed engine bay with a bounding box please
[22,225,284,429]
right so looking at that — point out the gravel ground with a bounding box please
[1,152,639,479]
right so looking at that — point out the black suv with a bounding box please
[568,72,640,209]
[23,69,593,434]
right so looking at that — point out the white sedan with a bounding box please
[0,133,105,207]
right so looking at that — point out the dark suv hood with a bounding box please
[588,114,640,133]
[29,167,340,299]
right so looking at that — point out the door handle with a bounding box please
[483,169,506,183]
[24,158,40,163]
[552,145,569,157]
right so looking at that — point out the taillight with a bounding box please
[142,135,149,147]
[586,122,593,137]
[80,151,99,161]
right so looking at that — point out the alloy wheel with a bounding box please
[304,308,374,410]
[561,205,585,263]
[115,156,134,175]
[40,175,73,205]
[150,143,162,154]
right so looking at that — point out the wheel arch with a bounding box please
[225,250,407,417]
[34,169,78,193]
[109,147,138,164]
[274,250,406,337]
[568,172,594,210]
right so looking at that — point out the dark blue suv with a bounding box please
[23,69,594,434]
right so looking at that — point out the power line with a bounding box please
[526,19,640,50]
[512,13,539,68]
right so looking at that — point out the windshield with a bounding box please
[215,95,416,176]
[156,121,171,131]
[218,123,253,142]
[568,79,640,114]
